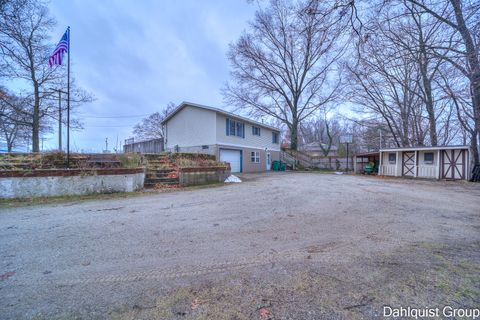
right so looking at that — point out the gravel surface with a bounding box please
[1,172,479,319]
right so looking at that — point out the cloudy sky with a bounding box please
[46,0,256,152]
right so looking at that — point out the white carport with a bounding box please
[379,145,471,180]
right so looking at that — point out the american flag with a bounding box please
[49,28,69,67]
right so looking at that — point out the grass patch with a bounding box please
[0,183,229,208]
[294,168,337,174]
[0,191,144,208]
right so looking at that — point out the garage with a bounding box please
[219,149,242,173]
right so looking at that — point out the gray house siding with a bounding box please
[162,102,281,173]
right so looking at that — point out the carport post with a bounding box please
[414,150,418,177]
[436,149,441,179]
[379,151,382,175]
[346,142,349,172]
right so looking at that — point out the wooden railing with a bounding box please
[281,148,314,168]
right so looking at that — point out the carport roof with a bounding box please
[380,145,469,152]
[354,151,380,157]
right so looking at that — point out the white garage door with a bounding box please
[220,149,241,173]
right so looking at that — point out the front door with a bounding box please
[442,149,466,180]
[266,152,271,171]
[402,152,415,177]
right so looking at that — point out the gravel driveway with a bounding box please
[1,172,479,319]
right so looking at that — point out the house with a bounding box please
[360,145,472,180]
[299,142,338,158]
[161,102,281,173]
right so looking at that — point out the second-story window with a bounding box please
[252,126,261,136]
[226,118,245,138]
[272,132,279,144]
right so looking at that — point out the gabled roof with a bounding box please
[300,142,338,151]
[161,101,281,132]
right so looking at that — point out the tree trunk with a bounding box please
[470,130,479,166]
[450,0,480,163]
[290,120,298,150]
[419,43,437,146]
[32,81,40,152]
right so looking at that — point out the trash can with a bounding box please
[272,160,280,171]
[279,162,286,171]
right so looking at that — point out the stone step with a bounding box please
[145,160,170,164]
[146,172,179,179]
[146,166,174,169]
[144,181,180,188]
[145,177,179,184]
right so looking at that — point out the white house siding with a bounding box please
[164,106,217,150]
[215,114,281,152]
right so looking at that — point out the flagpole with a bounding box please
[66,26,71,168]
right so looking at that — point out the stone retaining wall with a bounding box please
[0,168,145,199]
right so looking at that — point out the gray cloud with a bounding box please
[46,0,254,152]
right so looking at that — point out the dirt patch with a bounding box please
[1,173,479,319]
[106,240,480,320]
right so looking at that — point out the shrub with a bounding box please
[119,153,142,168]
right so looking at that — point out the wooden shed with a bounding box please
[379,145,471,180]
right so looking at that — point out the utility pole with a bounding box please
[41,136,47,151]
[105,137,108,152]
[58,90,62,150]
[53,89,67,151]
[379,128,382,150]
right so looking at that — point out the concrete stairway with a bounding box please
[143,154,180,188]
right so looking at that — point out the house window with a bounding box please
[226,119,245,138]
[424,152,434,164]
[272,132,279,144]
[251,151,260,163]
[388,153,396,164]
[252,126,261,136]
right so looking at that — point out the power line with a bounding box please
[84,125,135,128]
[78,114,151,119]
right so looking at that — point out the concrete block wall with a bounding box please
[0,172,145,199]
[179,168,230,186]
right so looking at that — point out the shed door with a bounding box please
[220,149,242,173]
[442,149,466,180]
[402,152,415,177]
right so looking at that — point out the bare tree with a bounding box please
[0,88,30,151]
[132,102,176,141]
[0,0,92,152]
[0,0,58,152]
[224,0,347,150]
[346,20,425,148]
[403,0,480,143]
[300,108,343,156]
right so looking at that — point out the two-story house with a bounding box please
[161,102,281,173]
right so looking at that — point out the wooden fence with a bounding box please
[311,157,354,170]
[123,138,164,154]
[282,148,354,170]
